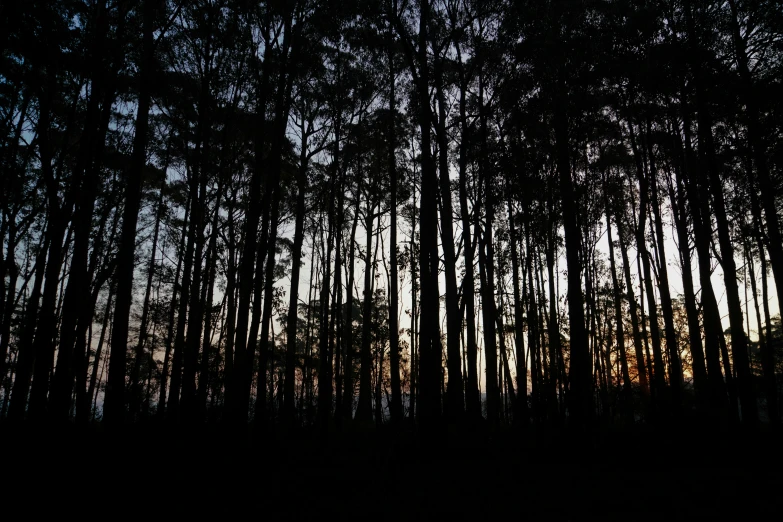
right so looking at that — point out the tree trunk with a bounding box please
[355,205,375,422]
[254,10,296,427]
[726,0,783,322]
[387,39,403,425]
[553,84,588,426]
[129,185,165,419]
[7,232,49,421]
[507,197,528,425]
[616,204,650,405]
[226,20,271,427]
[413,0,442,430]
[645,118,683,412]
[197,180,225,419]
[342,186,360,420]
[455,42,480,420]
[604,184,633,418]
[283,116,309,422]
[666,138,707,404]
[104,0,154,426]
[157,196,190,419]
[628,123,667,412]
[749,187,779,424]
[683,0,733,424]
[434,58,464,422]
[477,71,499,425]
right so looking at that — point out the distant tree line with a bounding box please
[1,0,782,431]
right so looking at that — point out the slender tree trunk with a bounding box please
[226,21,271,427]
[317,204,335,427]
[255,11,296,427]
[666,144,707,403]
[0,224,19,392]
[283,118,309,422]
[28,124,70,420]
[455,44,479,420]
[413,0,442,430]
[749,189,779,424]
[222,189,238,414]
[49,2,113,421]
[8,232,49,421]
[129,185,165,419]
[616,205,650,405]
[683,0,733,424]
[544,216,563,423]
[727,0,783,321]
[628,124,667,412]
[355,206,376,422]
[434,59,464,422]
[104,0,154,426]
[197,181,224,419]
[700,111,756,424]
[553,84,588,426]
[157,198,189,419]
[477,70,499,425]
[507,198,528,425]
[167,177,199,421]
[342,187,360,420]
[604,184,633,417]
[181,75,214,423]
[387,43,403,425]
[645,119,683,412]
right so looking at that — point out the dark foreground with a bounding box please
[2,421,781,520]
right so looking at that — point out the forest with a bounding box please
[1,0,782,516]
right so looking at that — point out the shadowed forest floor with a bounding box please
[2,422,780,520]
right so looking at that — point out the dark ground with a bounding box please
[2,420,781,520]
